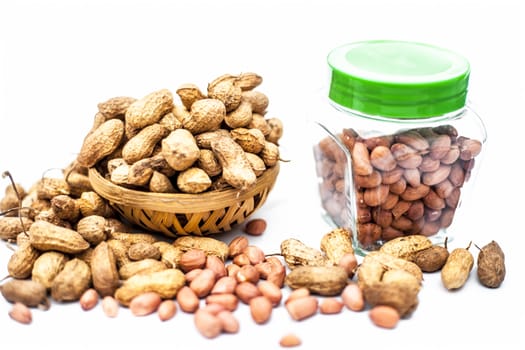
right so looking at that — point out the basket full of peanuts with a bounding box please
[76,72,283,237]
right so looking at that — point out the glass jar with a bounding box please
[312,40,487,255]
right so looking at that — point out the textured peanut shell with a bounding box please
[197,149,222,177]
[50,194,80,222]
[207,79,242,112]
[122,123,169,164]
[149,171,176,193]
[127,242,161,261]
[51,258,92,302]
[158,111,183,132]
[97,96,136,118]
[441,247,474,290]
[266,117,284,145]
[78,191,113,218]
[106,238,132,268]
[176,83,205,110]
[260,141,280,167]
[211,135,256,190]
[176,167,212,194]
[107,231,158,246]
[37,177,71,200]
[245,152,266,176]
[114,268,186,306]
[240,90,269,114]
[76,215,107,246]
[29,220,90,254]
[320,227,354,265]
[1,279,50,309]
[280,238,330,269]
[0,217,33,241]
[125,88,174,130]
[284,265,348,296]
[413,245,449,272]
[195,129,231,149]
[379,235,433,262]
[91,241,120,297]
[153,242,183,268]
[7,241,41,279]
[236,72,263,91]
[161,128,200,171]
[127,158,155,187]
[248,113,271,137]
[173,236,229,262]
[31,251,69,290]
[363,269,420,317]
[224,100,253,129]
[183,98,226,134]
[77,119,125,168]
[230,128,266,154]
[359,251,423,286]
[118,258,168,280]
[477,240,505,288]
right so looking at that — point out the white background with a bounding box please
[0,0,523,349]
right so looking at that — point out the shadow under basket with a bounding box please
[88,163,279,238]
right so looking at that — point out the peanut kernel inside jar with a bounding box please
[314,124,482,252]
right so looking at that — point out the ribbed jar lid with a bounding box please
[327,40,470,118]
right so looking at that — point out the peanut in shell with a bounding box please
[28,220,90,254]
[173,236,229,262]
[360,251,423,285]
[284,265,348,296]
[31,251,69,290]
[477,240,505,288]
[76,119,125,168]
[125,88,174,130]
[114,268,186,306]
[280,238,331,269]
[363,269,420,318]
[413,245,449,272]
[119,258,168,280]
[1,279,50,310]
[320,227,354,265]
[7,241,41,279]
[379,234,433,262]
[51,258,92,302]
[91,241,120,297]
[441,243,474,290]
[0,217,33,241]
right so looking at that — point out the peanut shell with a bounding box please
[114,268,186,306]
[284,265,348,296]
[29,220,90,254]
[51,258,92,302]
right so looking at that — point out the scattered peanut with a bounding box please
[157,299,177,321]
[369,305,400,329]
[79,288,100,311]
[441,242,474,290]
[9,302,32,325]
[279,333,302,348]
[129,292,162,316]
[476,240,505,288]
[244,218,267,236]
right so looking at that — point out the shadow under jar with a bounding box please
[312,40,487,255]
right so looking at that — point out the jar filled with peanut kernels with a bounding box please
[312,40,487,255]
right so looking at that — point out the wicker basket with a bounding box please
[88,163,279,237]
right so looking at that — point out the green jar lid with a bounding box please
[327,40,470,118]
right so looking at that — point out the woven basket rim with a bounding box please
[88,163,280,213]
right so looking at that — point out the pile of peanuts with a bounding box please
[77,72,283,195]
[314,125,482,250]
[1,169,398,347]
